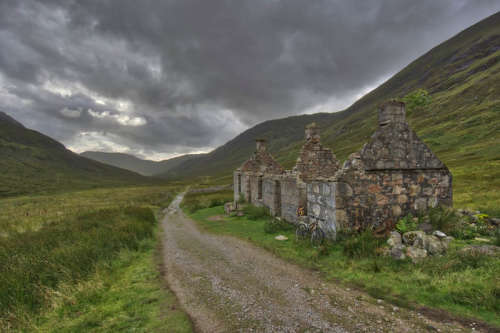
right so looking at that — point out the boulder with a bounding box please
[489,217,500,226]
[432,230,447,239]
[402,231,426,248]
[387,231,402,248]
[460,245,500,256]
[442,236,454,246]
[390,245,406,260]
[418,222,433,234]
[424,235,447,255]
[224,202,234,215]
[406,246,427,262]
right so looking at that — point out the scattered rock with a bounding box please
[224,202,234,215]
[406,246,427,262]
[275,235,288,241]
[207,215,224,221]
[425,235,447,255]
[442,236,454,246]
[418,222,433,234]
[460,245,500,256]
[489,217,500,226]
[402,231,426,247]
[387,231,402,247]
[390,245,406,260]
[433,230,447,239]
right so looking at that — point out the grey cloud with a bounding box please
[0,0,499,159]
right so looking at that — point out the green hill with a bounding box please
[0,112,155,197]
[162,12,500,214]
[81,151,201,176]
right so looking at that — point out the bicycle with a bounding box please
[296,219,325,246]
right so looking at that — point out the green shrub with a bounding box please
[342,230,384,259]
[402,88,431,114]
[243,205,270,220]
[263,218,293,234]
[395,214,418,234]
[448,219,476,240]
[428,206,458,232]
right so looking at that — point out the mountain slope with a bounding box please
[81,151,200,176]
[163,12,500,213]
[0,112,155,197]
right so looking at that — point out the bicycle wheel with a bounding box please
[311,228,325,246]
[295,223,309,240]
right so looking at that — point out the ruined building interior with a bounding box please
[233,101,452,238]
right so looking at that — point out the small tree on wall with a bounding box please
[402,89,432,115]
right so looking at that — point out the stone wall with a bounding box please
[294,123,339,182]
[250,174,265,207]
[280,175,307,224]
[335,153,452,234]
[262,177,281,216]
[233,171,241,204]
[232,101,453,239]
[240,173,252,203]
[307,182,340,239]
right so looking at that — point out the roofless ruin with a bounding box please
[233,101,452,238]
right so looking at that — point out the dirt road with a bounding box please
[161,193,472,332]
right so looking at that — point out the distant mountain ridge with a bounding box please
[81,151,201,176]
[0,111,154,197]
[0,111,24,127]
[161,12,500,212]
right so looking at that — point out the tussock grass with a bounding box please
[0,185,178,237]
[34,237,193,333]
[0,207,155,328]
[180,189,233,213]
[0,185,192,332]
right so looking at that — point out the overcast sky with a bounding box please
[1,1,499,160]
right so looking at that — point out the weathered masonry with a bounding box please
[234,101,452,238]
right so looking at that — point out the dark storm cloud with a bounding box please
[0,0,499,159]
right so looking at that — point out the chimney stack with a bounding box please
[256,139,267,152]
[305,122,320,142]
[378,100,406,127]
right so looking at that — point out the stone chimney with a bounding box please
[305,122,321,142]
[378,100,406,126]
[256,139,267,152]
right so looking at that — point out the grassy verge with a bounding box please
[0,186,193,332]
[34,235,192,332]
[188,205,500,328]
[180,188,233,213]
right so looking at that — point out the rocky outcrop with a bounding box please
[386,230,452,262]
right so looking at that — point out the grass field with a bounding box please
[186,196,500,328]
[0,185,193,332]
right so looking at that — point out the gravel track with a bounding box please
[161,193,472,333]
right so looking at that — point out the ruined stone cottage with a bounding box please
[233,101,452,238]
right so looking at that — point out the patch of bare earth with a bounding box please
[161,194,475,332]
[207,215,225,221]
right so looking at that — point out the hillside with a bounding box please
[162,12,500,213]
[0,112,155,197]
[81,151,201,176]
